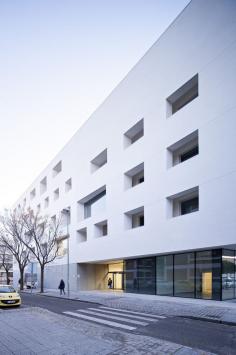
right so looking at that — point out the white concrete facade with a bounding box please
[13,0,236,296]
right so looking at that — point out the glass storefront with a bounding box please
[222,249,235,300]
[174,253,195,298]
[124,257,155,294]
[156,255,173,296]
[196,250,221,300]
[124,249,236,300]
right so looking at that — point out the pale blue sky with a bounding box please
[0,0,190,211]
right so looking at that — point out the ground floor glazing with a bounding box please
[99,248,236,300]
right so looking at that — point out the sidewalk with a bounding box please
[22,288,236,326]
[0,307,214,355]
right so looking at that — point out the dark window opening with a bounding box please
[181,197,199,215]
[180,146,199,163]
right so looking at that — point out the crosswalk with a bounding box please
[63,306,166,331]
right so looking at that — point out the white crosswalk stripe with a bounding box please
[76,309,148,325]
[87,307,158,322]
[99,306,166,319]
[63,311,136,330]
[63,306,166,332]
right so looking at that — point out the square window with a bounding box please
[65,178,72,192]
[124,119,144,147]
[167,187,199,218]
[54,188,59,200]
[52,161,62,177]
[167,74,198,117]
[124,163,144,189]
[167,130,198,168]
[124,206,144,229]
[90,149,107,173]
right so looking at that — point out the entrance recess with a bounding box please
[107,261,124,290]
[107,272,124,290]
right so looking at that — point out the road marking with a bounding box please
[63,311,136,330]
[100,307,166,319]
[88,307,158,322]
[76,309,148,326]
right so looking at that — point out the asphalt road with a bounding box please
[20,293,236,355]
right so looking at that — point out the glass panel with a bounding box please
[180,146,199,162]
[138,257,156,295]
[196,251,212,299]
[174,253,195,298]
[209,249,221,300]
[181,197,198,215]
[156,255,173,296]
[124,259,138,293]
[124,258,155,294]
[222,249,235,300]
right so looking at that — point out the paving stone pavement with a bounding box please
[0,307,214,355]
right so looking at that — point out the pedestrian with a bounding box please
[108,277,113,289]
[58,279,65,295]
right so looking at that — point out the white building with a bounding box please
[13,0,236,300]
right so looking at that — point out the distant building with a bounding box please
[0,247,13,285]
[13,0,236,300]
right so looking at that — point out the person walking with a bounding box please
[108,277,113,289]
[58,279,65,295]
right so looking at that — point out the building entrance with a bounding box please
[107,261,124,290]
[107,272,124,290]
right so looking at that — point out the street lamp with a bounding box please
[62,207,70,298]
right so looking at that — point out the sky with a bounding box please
[0,0,190,212]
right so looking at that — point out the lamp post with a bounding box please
[62,208,70,298]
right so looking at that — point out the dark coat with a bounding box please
[59,280,65,289]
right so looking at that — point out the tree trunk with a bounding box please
[19,268,24,290]
[6,270,10,285]
[40,265,44,293]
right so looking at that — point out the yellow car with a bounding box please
[0,285,21,307]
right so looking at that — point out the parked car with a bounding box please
[0,285,21,307]
[222,276,234,289]
[26,281,37,289]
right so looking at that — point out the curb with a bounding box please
[21,290,101,305]
[180,315,236,327]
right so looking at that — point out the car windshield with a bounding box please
[0,286,16,293]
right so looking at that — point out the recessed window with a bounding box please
[167,74,198,117]
[30,188,36,200]
[124,163,144,189]
[65,178,72,192]
[40,177,47,195]
[54,188,59,200]
[37,204,41,213]
[52,161,62,177]
[77,228,87,243]
[167,130,199,168]
[44,197,49,208]
[78,186,106,220]
[167,187,199,218]
[57,238,67,257]
[90,149,107,173]
[124,118,144,147]
[125,206,144,229]
[61,207,71,225]
[94,220,108,238]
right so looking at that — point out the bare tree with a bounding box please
[0,246,13,284]
[0,210,30,290]
[22,210,61,293]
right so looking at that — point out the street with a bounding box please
[18,293,236,355]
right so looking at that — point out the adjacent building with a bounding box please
[13,0,236,300]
